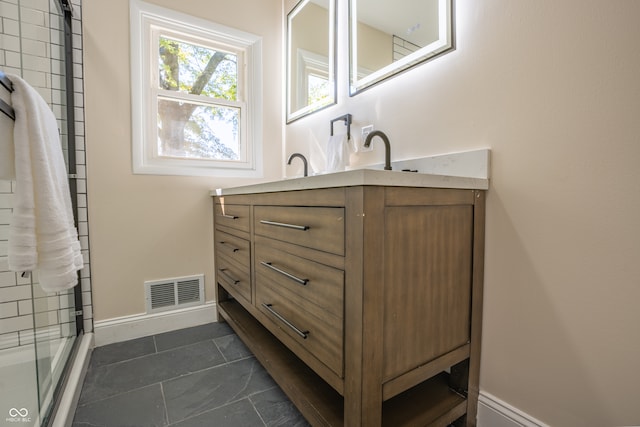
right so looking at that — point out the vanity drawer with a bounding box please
[215,230,250,268]
[216,253,251,303]
[256,278,343,377]
[254,206,344,255]
[214,203,250,233]
[255,244,344,319]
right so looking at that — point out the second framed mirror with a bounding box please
[350,0,453,94]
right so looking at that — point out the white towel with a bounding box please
[326,133,350,172]
[8,74,83,292]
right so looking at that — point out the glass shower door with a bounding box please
[33,1,82,424]
[0,1,82,425]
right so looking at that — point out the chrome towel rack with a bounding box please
[0,71,16,121]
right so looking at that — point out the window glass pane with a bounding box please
[157,98,240,160]
[158,36,238,101]
[307,73,330,106]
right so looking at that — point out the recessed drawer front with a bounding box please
[255,244,344,320]
[256,278,343,377]
[215,230,250,268]
[216,253,251,303]
[214,203,250,233]
[254,206,345,255]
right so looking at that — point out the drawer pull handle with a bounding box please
[220,214,239,220]
[259,220,309,231]
[220,241,240,252]
[218,268,240,285]
[260,262,308,286]
[262,303,308,339]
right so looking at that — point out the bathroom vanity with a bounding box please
[212,169,486,426]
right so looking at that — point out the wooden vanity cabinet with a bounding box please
[213,186,485,427]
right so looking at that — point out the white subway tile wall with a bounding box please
[0,0,91,350]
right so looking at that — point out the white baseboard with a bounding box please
[478,391,549,427]
[93,302,217,347]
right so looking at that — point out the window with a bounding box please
[130,0,263,177]
[307,73,330,106]
[294,48,332,117]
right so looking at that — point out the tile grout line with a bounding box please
[163,353,257,384]
[212,337,229,364]
[159,381,169,427]
[249,386,282,427]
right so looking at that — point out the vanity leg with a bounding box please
[465,190,486,427]
[344,187,386,426]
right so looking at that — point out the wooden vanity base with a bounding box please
[213,185,485,426]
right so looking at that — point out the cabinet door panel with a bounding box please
[382,205,473,381]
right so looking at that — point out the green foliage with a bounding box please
[158,36,237,100]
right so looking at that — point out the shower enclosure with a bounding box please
[0,0,90,425]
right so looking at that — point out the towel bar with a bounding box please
[0,71,13,92]
[0,71,16,121]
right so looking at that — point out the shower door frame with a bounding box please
[39,0,85,424]
[58,0,84,338]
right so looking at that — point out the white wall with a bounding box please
[285,0,640,426]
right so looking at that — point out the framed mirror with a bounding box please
[349,0,453,94]
[287,0,336,123]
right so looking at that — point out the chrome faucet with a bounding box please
[364,130,392,170]
[287,153,308,177]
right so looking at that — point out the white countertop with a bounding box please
[211,149,491,196]
[212,168,488,196]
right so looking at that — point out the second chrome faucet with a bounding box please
[287,152,308,177]
[364,130,392,170]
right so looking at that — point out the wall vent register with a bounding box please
[145,274,204,313]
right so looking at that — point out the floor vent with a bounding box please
[145,275,204,314]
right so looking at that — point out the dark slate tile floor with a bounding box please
[73,323,310,427]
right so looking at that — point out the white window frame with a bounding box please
[296,49,331,114]
[130,0,263,177]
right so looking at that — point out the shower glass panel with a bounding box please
[0,1,82,425]
[32,5,79,423]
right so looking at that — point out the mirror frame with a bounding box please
[349,0,453,95]
[286,0,337,123]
